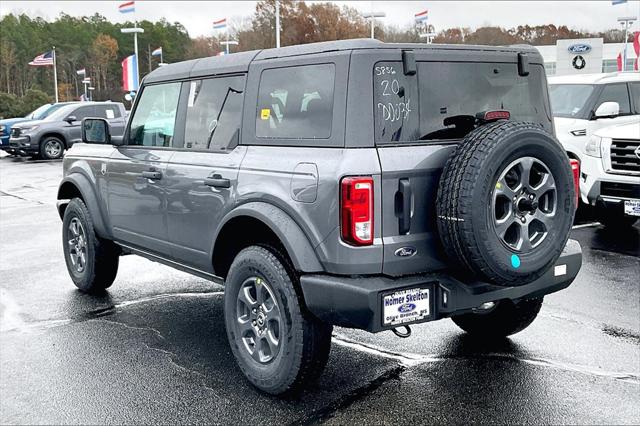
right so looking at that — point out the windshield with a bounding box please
[26,104,52,120]
[549,84,595,118]
[43,104,78,122]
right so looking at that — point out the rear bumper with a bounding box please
[300,239,582,333]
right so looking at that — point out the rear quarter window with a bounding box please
[256,63,335,140]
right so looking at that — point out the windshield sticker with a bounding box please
[105,109,115,119]
[260,108,270,120]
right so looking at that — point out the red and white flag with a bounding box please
[29,51,54,66]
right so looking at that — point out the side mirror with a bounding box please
[65,115,77,123]
[594,102,620,119]
[82,117,110,144]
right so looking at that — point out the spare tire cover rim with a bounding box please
[491,156,557,252]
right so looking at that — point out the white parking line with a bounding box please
[572,222,600,229]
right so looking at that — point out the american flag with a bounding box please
[29,51,54,66]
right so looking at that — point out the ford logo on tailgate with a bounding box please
[568,44,591,54]
[398,303,416,313]
[395,246,417,257]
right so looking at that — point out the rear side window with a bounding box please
[184,75,245,151]
[374,61,551,143]
[128,82,181,147]
[95,105,121,119]
[595,84,631,115]
[256,63,335,139]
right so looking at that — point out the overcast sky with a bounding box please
[2,1,639,38]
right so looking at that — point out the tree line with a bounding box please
[0,0,630,118]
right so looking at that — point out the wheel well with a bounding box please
[57,182,84,218]
[566,151,580,163]
[213,216,287,279]
[41,132,67,148]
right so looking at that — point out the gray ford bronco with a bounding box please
[57,39,582,395]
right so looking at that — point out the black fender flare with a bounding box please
[214,202,323,273]
[57,173,112,239]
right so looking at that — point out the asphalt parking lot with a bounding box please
[0,154,638,425]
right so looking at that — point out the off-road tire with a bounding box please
[40,136,65,160]
[436,121,575,286]
[452,297,543,338]
[62,198,119,292]
[224,245,332,395]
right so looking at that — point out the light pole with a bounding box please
[121,27,144,88]
[361,1,386,40]
[275,0,281,48]
[617,16,637,71]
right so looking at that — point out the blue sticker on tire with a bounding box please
[511,254,521,269]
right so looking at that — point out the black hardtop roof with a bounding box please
[144,38,541,84]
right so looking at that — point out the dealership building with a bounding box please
[535,38,638,76]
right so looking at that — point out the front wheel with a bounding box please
[62,198,120,292]
[224,245,332,395]
[451,297,543,338]
[40,136,65,160]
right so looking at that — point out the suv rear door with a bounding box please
[163,74,247,272]
[369,49,553,276]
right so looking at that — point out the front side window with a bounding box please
[184,75,245,151]
[256,63,335,139]
[71,106,95,121]
[595,84,631,115]
[549,84,596,118]
[128,82,181,147]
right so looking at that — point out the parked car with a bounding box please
[9,101,127,159]
[57,39,582,395]
[0,102,76,154]
[582,121,640,228]
[548,72,640,164]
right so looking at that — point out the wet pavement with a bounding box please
[1,154,639,424]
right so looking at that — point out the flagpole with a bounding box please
[226,27,230,54]
[275,0,281,48]
[52,47,59,103]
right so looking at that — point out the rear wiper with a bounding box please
[206,87,243,149]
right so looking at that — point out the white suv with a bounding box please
[549,72,640,163]
[582,121,640,228]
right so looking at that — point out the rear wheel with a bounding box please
[224,245,332,395]
[452,297,543,338]
[40,136,64,160]
[62,198,119,292]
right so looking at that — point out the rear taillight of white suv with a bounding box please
[340,176,374,246]
[570,159,580,207]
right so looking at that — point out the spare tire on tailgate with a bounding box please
[436,121,575,286]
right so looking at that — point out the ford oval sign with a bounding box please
[398,303,416,313]
[394,247,417,258]
[568,44,591,54]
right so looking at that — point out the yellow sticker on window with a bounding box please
[260,108,270,120]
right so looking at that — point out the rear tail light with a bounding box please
[341,176,374,246]
[570,159,580,207]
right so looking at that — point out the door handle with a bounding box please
[141,170,162,180]
[397,178,412,235]
[204,174,231,188]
